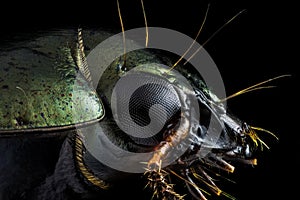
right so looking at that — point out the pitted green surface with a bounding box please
[0,30,106,134]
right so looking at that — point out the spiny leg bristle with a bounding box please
[144,168,185,200]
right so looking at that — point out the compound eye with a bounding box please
[129,81,180,127]
[111,71,182,146]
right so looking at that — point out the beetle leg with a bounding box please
[147,89,191,170]
[146,115,190,171]
[144,87,193,199]
[144,119,190,199]
[185,173,207,200]
[145,167,184,200]
[193,166,221,196]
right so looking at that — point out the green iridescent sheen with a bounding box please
[0,30,107,134]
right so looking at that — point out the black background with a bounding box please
[1,0,298,199]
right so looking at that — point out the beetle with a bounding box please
[0,26,283,200]
[0,2,284,200]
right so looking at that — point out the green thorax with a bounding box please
[0,29,108,135]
